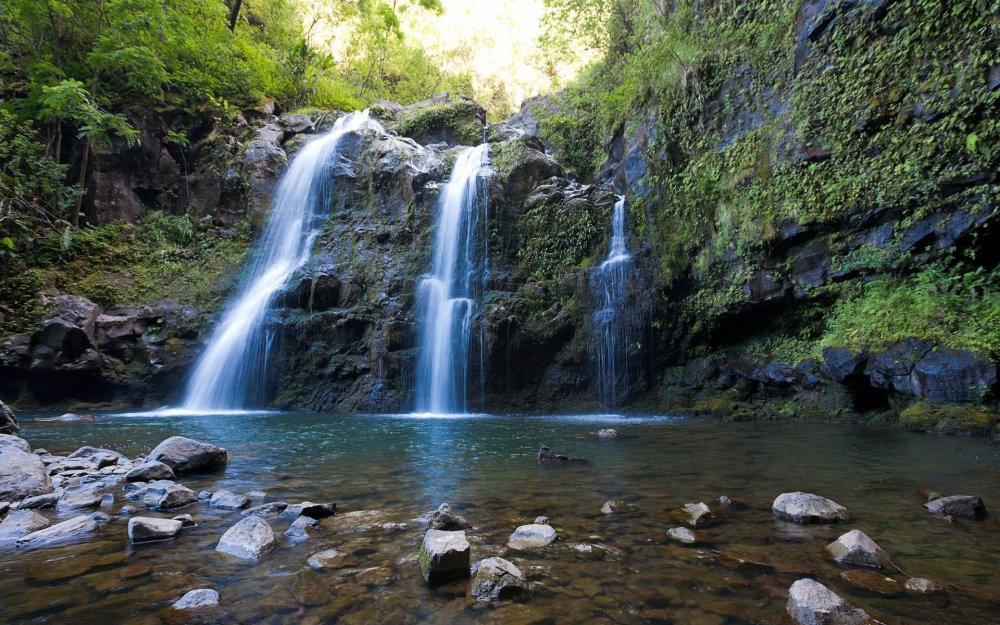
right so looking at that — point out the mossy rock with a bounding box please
[900,401,999,435]
[395,98,486,147]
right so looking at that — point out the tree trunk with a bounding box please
[228,0,243,31]
[72,136,91,228]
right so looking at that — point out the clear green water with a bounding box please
[1,413,998,624]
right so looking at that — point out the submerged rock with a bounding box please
[508,523,557,549]
[210,489,250,510]
[143,481,197,511]
[16,514,100,549]
[307,548,344,569]
[666,527,710,545]
[537,445,583,463]
[786,578,873,625]
[216,515,276,560]
[601,499,629,514]
[924,495,987,519]
[672,502,714,527]
[0,509,50,540]
[429,502,470,530]
[773,492,849,523]
[124,461,175,483]
[284,514,318,540]
[825,529,891,568]
[173,588,219,610]
[128,517,183,543]
[840,569,901,596]
[471,557,528,602]
[0,447,54,501]
[242,501,288,518]
[147,436,228,474]
[904,577,945,594]
[418,528,470,584]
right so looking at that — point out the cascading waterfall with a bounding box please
[178,111,384,412]
[414,144,492,414]
[591,195,634,408]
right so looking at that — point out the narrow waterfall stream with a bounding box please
[414,144,492,414]
[591,195,634,408]
[178,111,384,412]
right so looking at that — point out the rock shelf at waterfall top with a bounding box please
[0,413,996,624]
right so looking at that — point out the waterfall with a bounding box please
[414,144,492,414]
[591,195,634,408]
[178,111,384,412]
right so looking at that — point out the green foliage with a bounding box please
[515,200,602,281]
[900,401,999,434]
[396,99,484,146]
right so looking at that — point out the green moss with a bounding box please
[514,200,602,282]
[900,401,999,434]
[396,99,485,147]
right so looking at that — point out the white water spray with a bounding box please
[591,195,634,407]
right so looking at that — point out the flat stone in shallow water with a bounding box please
[173,588,220,610]
[840,569,901,595]
[825,529,892,568]
[210,489,250,509]
[144,481,197,511]
[124,461,175,483]
[786,578,873,625]
[924,495,987,519]
[508,523,557,549]
[16,514,99,549]
[242,501,288,518]
[905,577,945,594]
[471,557,528,602]
[773,492,849,523]
[284,514,318,540]
[17,490,62,509]
[0,509,50,540]
[148,436,227,474]
[666,527,709,545]
[418,529,470,584]
[307,548,344,569]
[128,516,183,543]
[216,515,276,560]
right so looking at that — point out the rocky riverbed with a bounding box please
[0,412,997,624]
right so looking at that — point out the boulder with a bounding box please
[507,523,557,549]
[471,557,528,602]
[924,495,987,519]
[910,347,996,402]
[284,514,318,540]
[18,490,62,509]
[128,516,183,543]
[216,515,276,560]
[242,501,289,518]
[57,484,105,511]
[210,489,250,510]
[173,588,220,610]
[16,514,100,549]
[307,548,344,569]
[396,96,486,147]
[0,447,54,501]
[773,492,849,523]
[172,513,196,527]
[243,128,287,216]
[124,461,175,483]
[0,509,50,540]
[904,577,945,594]
[147,436,227,474]
[429,502,470,530]
[418,529,470,584]
[786,578,873,625]
[666,527,709,545]
[0,434,29,452]
[0,400,18,434]
[825,529,892,568]
[299,501,336,519]
[143,481,197,511]
[279,113,315,134]
[820,347,868,383]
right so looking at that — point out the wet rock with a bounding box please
[537,445,583,463]
[90,511,112,524]
[128,517,183,543]
[120,505,137,515]
[418,528,470,584]
[672,502,713,527]
[242,501,288,518]
[307,548,344,569]
[16,514,100,549]
[508,523,557,549]
[17,490,62,509]
[144,481,197,511]
[533,516,549,525]
[298,501,336,519]
[718,495,733,506]
[210,489,250,510]
[0,400,18,434]
[198,490,213,501]
[216,515,276,560]
[666,527,710,545]
[0,434,30,452]
[0,447,54,501]
[773,492,849,523]
[597,428,619,439]
[0,501,7,515]
[601,499,629,514]
[124,461,175,483]
[924,495,987,519]
[825,529,891,568]
[471,557,528,602]
[147,436,228,474]
[173,588,219,610]
[821,347,868,383]
[284,514,318,540]
[840,569,900,595]
[429,503,470,530]
[68,446,126,467]
[58,484,105,511]
[904,577,945,594]
[0,509,51,540]
[911,347,996,403]
[786,578,873,625]
[280,113,315,134]
[172,513,195,527]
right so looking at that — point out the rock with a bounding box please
[773,492,849,523]
[243,129,287,216]
[216,515,276,560]
[210,489,250,509]
[0,509,51,540]
[67,446,126,466]
[923,495,987,519]
[173,588,220,610]
[198,490,213,501]
[120,505,137,515]
[279,113,315,133]
[821,347,868,382]
[16,514,100,549]
[904,577,945,594]
[429,502,470,530]
[242,501,288,518]
[786,578,873,625]
[597,428,619,439]
[298,501,336,519]
[471,557,528,602]
[57,484,104,511]
[825,529,892,568]
[396,95,486,147]
[144,481,197,511]
[533,516,549,525]
[307,548,344,569]
[911,347,996,403]
[601,499,629,514]
[17,490,62,509]
[0,400,18,434]
[718,495,733,506]
[508,523,557,549]
[90,511,112,524]
[147,436,227,474]
[666,527,709,545]
[284,514,318,540]
[0,501,7,515]
[128,516,183,543]
[172,513,196,527]
[672,502,713,527]
[839,569,901,595]
[0,447,54,501]
[537,445,582,463]
[418,529,471,584]
[0,434,30,452]
[124,461,175,482]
